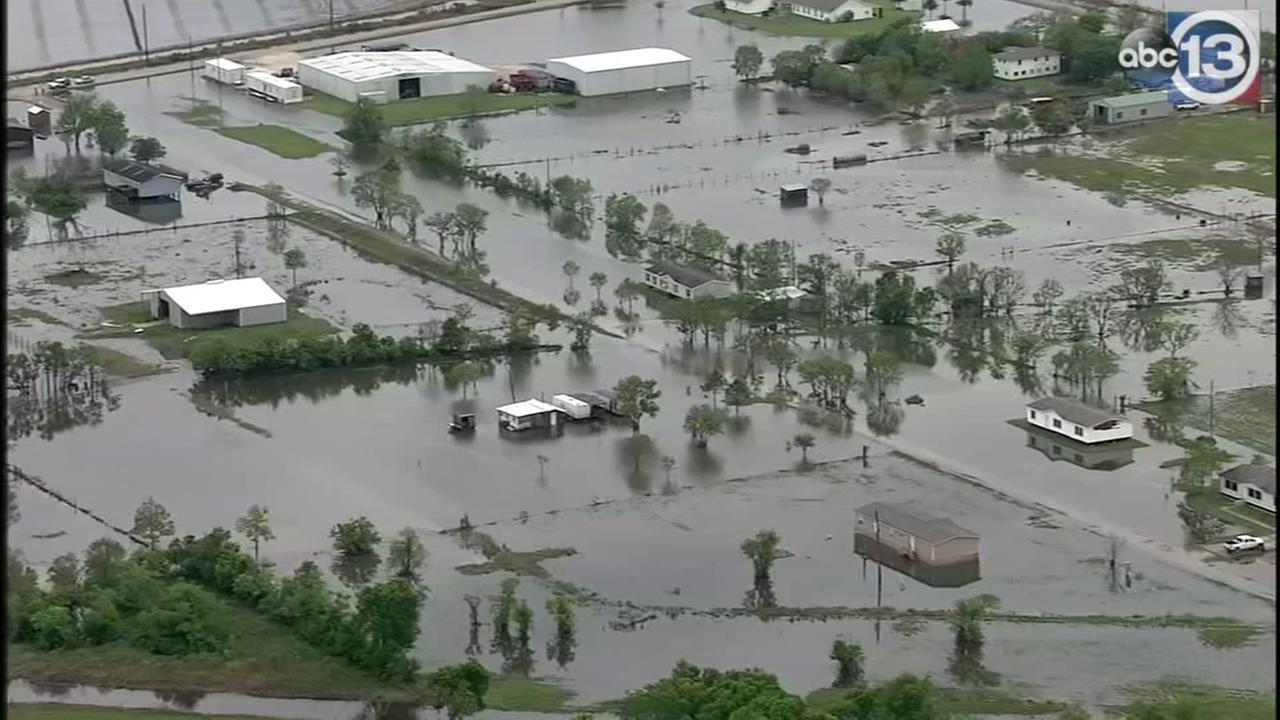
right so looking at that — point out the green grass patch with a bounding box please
[1105,237,1261,271]
[301,90,577,126]
[1196,623,1264,649]
[86,303,338,360]
[973,219,1016,236]
[1183,489,1276,536]
[808,686,1066,716]
[1113,683,1276,720]
[484,675,578,712]
[8,603,409,700]
[455,530,577,578]
[1006,114,1276,197]
[79,343,166,379]
[43,268,108,287]
[8,307,68,326]
[99,300,153,325]
[166,99,224,128]
[8,706,277,720]
[690,2,918,37]
[216,125,330,159]
[1136,386,1276,457]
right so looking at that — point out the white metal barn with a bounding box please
[296,51,496,104]
[544,48,692,97]
[142,277,288,329]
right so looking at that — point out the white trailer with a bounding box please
[203,58,246,85]
[551,394,592,421]
[244,70,304,104]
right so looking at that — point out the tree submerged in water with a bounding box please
[6,342,119,446]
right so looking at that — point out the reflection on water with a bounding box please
[1023,427,1137,471]
[853,535,981,589]
[193,365,426,409]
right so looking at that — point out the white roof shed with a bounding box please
[496,399,560,418]
[145,277,288,329]
[545,47,692,96]
[297,51,496,103]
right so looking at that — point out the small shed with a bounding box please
[6,122,34,151]
[1244,275,1264,299]
[26,106,51,136]
[1088,90,1171,125]
[142,277,287,329]
[854,502,979,565]
[569,390,621,416]
[496,399,561,432]
[779,183,809,205]
[103,158,184,200]
[920,17,960,32]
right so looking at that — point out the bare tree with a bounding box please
[1214,257,1244,296]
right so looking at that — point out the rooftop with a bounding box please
[921,18,961,32]
[496,399,560,418]
[157,277,286,316]
[245,70,303,90]
[1093,90,1168,109]
[103,157,183,184]
[755,285,808,301]
[1222,464,1276,494]
[645,259,725,289]
[1028,397,1126,429]
[994,46,1061,61]
[546,47,691,73]
[206,57,245,70]
[299,51,493,83]
[855,502,979,545]
[791,0,870,11]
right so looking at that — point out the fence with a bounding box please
[6,466,148,547]
[22,212,292,247]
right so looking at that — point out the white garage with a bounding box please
[142,277,287,329]
[296,51,496,104]
[544,47,692,97]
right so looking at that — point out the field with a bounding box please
[1006,113,1277,197]
[8,707,274,720]
[1137,385,1277,457]
[87,303,339,360]
[301,90,578,126]
[215,125,331,159]
[689,2,917,37]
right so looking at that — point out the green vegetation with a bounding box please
[302,90,577,126]
[43,268,107,287]
[808,686,1066,716]
[1007,114,1277,198]
[1136,385,1276,456]
[691,3,917,38]
[1105,237,1260,272]
[79,343,164,379]
[86,303,338,361]
[1196,623,1263,650]
[484,674,579,712]
[1117,683,1276,720]
[216,125,330,159]
[455,530,576,578]
[8,307,68,326]
[7,706,275,720]
[166,100,224,128]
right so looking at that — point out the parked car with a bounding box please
[71,75,96,87]
[47,78,71,90]
[1224,535,1266,554]
[1174,101,1201,111]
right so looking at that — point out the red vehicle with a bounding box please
[507,73,537,92]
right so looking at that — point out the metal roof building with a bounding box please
[142,277,287,329]
[297,51,496,103]
[103,158,185,201]
[1088,90,1171,124]
[545,47,691,97]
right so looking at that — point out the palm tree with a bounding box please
[740,530,782,583]
[922,0,938,17]
[957,0,973,24]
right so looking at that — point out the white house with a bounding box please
[992,46,1061,81]
[643,259,735,299]
[1025,397,1132,445]
[786,0,880,23]
[724,0,774,14]
[141,277,287,329]
[496,399,561,432]
[1219,464,1276,514]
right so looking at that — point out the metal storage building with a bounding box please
[297,51,495,104]
[544,47,692,97]
[142,277,288,329]
[1088,90,1171,124]
[102,158,184,200]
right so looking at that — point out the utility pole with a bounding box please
[216,41,224,127]
[188,36,195,103]
[142,3,150,65]
[233,232,243,278]
[1209,379,1215,438]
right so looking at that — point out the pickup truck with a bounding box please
[1223,535,1266,554]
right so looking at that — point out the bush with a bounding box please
[131,584,230,655]
[82,590,125,644]
[29,604,79,650]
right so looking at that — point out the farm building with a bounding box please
[1088,90,1171,124]
[786,0,880,23]
[991,46,1061,80]
[203,58,246,84]
[551,394,593,421]
[297,51,495,103]
[1219,464,1276,513]
[854,502,980,566]
[496,399,562,432]
[102,158,184,201]
[142,277,287,329]
[724,0,774,14]
[780,183,808,205]
[1025,397,1132,444]
[244,71,304,104]
[544,48,691,97]
[643,259,734,299]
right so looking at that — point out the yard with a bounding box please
[1005,113,1277,198]
[301,90,578,126]
[1136,385,1277,457]
[86,303,339,360]
[689,2,918,37]
[215,125,331,159]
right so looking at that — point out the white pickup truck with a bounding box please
[1223,535,1266,555]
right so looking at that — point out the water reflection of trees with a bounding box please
[330,554,381,587]
[864,401,904,437]
[154,688,207,711]
[546,634,577,669]
[6,344,120,445]
[946,651,1001,687]
[1115,306,1167,353]
[1143,402,1187,445]
[617,434,658,494]
[1212,300,1244,339]
[743,577,777,611]
[190,363,502,409]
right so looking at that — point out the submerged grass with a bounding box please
[1136,385,1276,457]
[8,307,69,327]
[455,530,577,578]
[43,268,108,287]
[1105,237,1262,272]
[485,675,580,712]
[1114,682,1276,720]
[166,100,224,129]
[216,125,330,159]
[1196,623,1264,649]
[79,343,166,379]
[301,90,577,126]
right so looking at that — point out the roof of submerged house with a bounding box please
[644,259,725,289]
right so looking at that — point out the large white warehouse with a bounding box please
[544,47,692,97]
[297,51,496,103]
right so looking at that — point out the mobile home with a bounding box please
[244,70,304,104]
[204,58,246,85]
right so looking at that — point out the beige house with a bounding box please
[643,260,734,299]
[854,502,979,565]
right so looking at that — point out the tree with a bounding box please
[424,212,457,256]
[765,339,798,387]
[864,350,903,402]
[951,596,993,657]
[993,105,1031,144]
[724,377,753,415]
[733,44,765,79]
[809,177,832,206]
[132,498,176,548]
[605,194,647,259]
[342,97,387,145]
[614,279,643,318]
[1032,278,1064,311]
[771,49,820,87]
[90,101,129,156]
[872,271,918,325]
[1011,330,1051,368]
[934,232,966,270]
[949,44,993,91]
[546,592,575,648]
[589,272,608,302]
[1144,357,1197,402]
[55,93,100,153]
[569,311,594,353]
[351,168,400,229]
[283,248,307,288]
[47,553,82,593]
[129,136,166,164]
[793,433,816,464]
[445,361,482,399]
[391,193,424,241]
[1156,321,1198,358]
[957,0,973,23]
[83,539,128,588]
[398,121,468,177]
[235,505,274,563]
[1115,260,1169,306]
[830,638,865,687]
[922,0,938,17]
[514,598,533,650]
[898,76,931,115]
[614,375,661,433]
[331,516,381,557]
[683,404,726,447]
[740,530,782,583]
[23,174,87,225]
[388,527,428,580]
[351,578,426,680]
[1215,258,1244,296]
[562,260,580,291]
[423,660,490,719]
[700,370,726,408]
